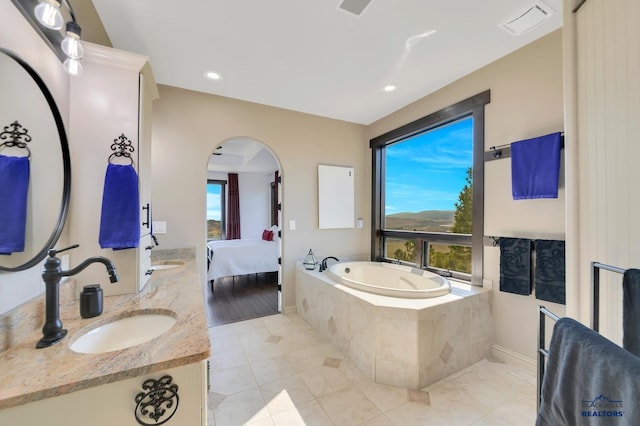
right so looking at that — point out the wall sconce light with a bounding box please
[11,0,84,76]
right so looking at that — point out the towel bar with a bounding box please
[538,260,628,410]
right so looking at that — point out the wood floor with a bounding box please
[205,272,279,327]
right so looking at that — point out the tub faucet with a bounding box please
[319,256,339,272]
[36,244,119,349]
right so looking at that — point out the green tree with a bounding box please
[394,240,416,262]
[429,167,472,273]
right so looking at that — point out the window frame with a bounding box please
[370,91,490,285]
[207,179,226,241]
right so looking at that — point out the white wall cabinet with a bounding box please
[0,361,208,425]
[68,43,159,296]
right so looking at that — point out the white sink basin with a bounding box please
[70,311,177,354]
[150,261,184,270]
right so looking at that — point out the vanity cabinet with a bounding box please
[68,43,159,296]
[0,361,208,425]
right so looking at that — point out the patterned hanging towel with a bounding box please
[99,163,140,249]
[499,237,532,295]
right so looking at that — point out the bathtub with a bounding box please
[327,261,451,298]
[296,261,491,389]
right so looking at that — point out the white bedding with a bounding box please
[207,239,279,281]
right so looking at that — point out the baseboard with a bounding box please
[282,305,297,315]
[491,344,536,373]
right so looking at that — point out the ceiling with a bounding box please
[90,0,562,125]
[207,137,279,174]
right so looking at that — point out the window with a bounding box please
[207,180,226,240]
[371,91,489,285]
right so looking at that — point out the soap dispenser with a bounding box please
[80,284,103,318]
[303,249,318,270]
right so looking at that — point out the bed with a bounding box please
[206,238,279,284]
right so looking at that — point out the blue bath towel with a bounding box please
[511,132,562,200]
[0,155,30,255]
[499,237,532,295]
[623,268,640,357]
[99,163,140,249]
[534,240,565,304]
[537,317,640,426]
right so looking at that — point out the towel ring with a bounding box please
[0,121,32,159]
[108,133,135,166]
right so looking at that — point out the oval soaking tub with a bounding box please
[327,261,451,298]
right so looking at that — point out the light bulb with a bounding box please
[34,0,63,30]
[61,22,84,59]
[63,57,83,76]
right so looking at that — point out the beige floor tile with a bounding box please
[243,340,286,363]
[209,346,248,374]
[299,365,352,398]
[355,379,410,412]
[318,385,382,425]
[259,375,316,416]
[207,314,537,426]
[365,414,394,426]
[210,364,258,396]
[250,355,297,386]
[213,388,270,426]
[270,400,334,426]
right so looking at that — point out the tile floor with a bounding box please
[207,313,537,425]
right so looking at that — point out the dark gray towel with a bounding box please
[499,237,531,295]
[537,317,640,426]
[534,240,565,304]
[623,268,640,357]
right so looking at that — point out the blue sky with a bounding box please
[385,116,473,214]
[206,184,221,220]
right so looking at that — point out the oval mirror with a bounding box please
[0,47,70,272]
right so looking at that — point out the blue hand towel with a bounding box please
[535,240,566,304]
[99,163,140,249]
[511,132,562,200]
[537,317,640,426]
[623,268,640,357]
[499,237,532,295]
[0,155,30,255]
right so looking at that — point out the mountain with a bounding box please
[385,210,454,232]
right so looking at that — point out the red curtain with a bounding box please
[273,171,279,227]
[226,173,241,239]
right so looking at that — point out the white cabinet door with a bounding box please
[0,361,207,426]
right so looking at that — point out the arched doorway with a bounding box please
[205,137,282,326]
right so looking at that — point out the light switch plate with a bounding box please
[153,221,167,234]
[289,220,296,231]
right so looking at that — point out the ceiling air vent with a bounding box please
[500,1,554,35]
[339,0,372,16]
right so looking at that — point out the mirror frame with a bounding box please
[0,47,71,272]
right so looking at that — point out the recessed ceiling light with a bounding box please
[204,71,222,81]
[383,85,397,93]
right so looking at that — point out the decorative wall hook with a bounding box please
[108,133,135,165]
[0,120,32,158]
[134,375,179,426]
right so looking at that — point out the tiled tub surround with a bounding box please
[0,251,210,410]
[296,264,492,390]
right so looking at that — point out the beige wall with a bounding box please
[367,30,566,362]
[150,86,369,309]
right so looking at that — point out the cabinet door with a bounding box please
[0,361,207,426]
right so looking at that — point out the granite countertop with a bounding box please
[0,254,210,410]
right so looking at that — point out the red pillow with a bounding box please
[262,229,273,241]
